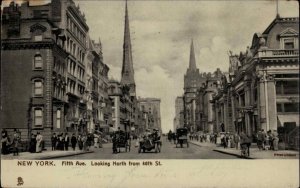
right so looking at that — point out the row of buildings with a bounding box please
[0,0,161,146]
[174,15,299,147]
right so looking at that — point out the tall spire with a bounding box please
[121,0,136,96]
[189,39,197,70]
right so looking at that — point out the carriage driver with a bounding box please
[144,129,153,145]
[152,128,160,141]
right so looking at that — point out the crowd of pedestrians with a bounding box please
[188,129,280,156]
[51,132,102,152]
[1,129,22,156]
[189,133,218,144]
[1,129,104,155]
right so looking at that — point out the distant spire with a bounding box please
[98,37,102,50]
[121,0,136,96]
[189,39,197,70]
[276,0,280,18]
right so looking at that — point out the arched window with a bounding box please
[33,80,43,96]
[34,54,43,69]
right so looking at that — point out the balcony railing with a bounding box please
[258,49,299,58]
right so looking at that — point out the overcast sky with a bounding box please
[2,0,299,133]
[78,0,298,133]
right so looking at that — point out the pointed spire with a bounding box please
[121,0,136,96]
[189,39,197,70]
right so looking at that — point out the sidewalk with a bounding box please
[1,147,94,160]
[189,140,299,159]
[189,140,217,148]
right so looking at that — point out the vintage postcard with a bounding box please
[1,0,299,187]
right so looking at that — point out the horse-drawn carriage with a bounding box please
[176,128,189,148]
[112,131,131,153]
[138,131,161,153]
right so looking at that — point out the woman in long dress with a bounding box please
[36,132,43,153]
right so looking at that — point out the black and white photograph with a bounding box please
[0,0,299,187]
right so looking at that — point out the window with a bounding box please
[56,109,61,129]
[34,80,43,96]
[34,35,42,41]
[277,102,299,113]
[283,38,295,49]
[276,81,299,95]
[277,103,283,113]
[34,54,43,69]
[34,108,43,127]
[284,103,299,112]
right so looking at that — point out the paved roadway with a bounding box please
[56,136,237,159]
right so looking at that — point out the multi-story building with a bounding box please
[51,0,89,135]
[183,40,206,132]
[1,1,69,144]
[211,16,299,145]
[0,0,110,145]
[173,96,184,130]
[138,98,162,131]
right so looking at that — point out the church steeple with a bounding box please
[121,0,136,97]
[188,39,197,70]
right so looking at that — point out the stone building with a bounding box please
[1,1,69,144]
[138,98,162,131]
[196,69,223,133]
[173,96,184,130]
[0,0,111,145]
[183,40,206,132]
[211,16,299,140]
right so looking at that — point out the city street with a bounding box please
[55,137,236,159]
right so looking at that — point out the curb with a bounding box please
[35,151,94,160]
[188,141,216,148]
[213,149,254,159]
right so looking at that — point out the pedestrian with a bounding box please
[99,134,103,148]
[1,129,9,155]
[82,134,87,151]
[228,135,232,148]
[233,133,240,150]
[57,133,63,150]
[257,129,264,150]
[64,133,70,151]
[36,132,43,153]
[29,133,36,153]
[267,130,274,150]
[240,131,251,156]
[273,130,279,151]
[78,134,83,150]
[214,133,217,144]
[240,132,251,156]
[112,132,118,154]
[71,133,77,151]
[225,133,230,148]
[93,132,99,148]
[261,129,266,150]
[12,130,20,156]
[87,133,93,151]
[51,133,57,151]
